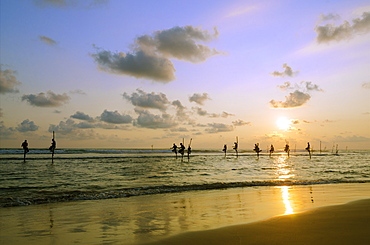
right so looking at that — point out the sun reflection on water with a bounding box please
[279,186,294,215]
[275,154,295,181]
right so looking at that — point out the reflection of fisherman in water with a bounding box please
[21,140,29,153]
[284,143,290,156]
[49,139,56,152]
[171,143,178,158]
[254,143,262,158]
[269,144,274,157]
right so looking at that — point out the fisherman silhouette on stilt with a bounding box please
[269,144,274,157]
[21,140,29,162]
[306,142,311,159]
[254,143,262,158]
[171,143,178,159]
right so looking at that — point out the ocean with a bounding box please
[0,148,369,208]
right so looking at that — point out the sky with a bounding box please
[1,0,369,150]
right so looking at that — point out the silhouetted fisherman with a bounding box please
[306,142,311,159]
[171,143,178,159]
[187,138,192,160]
[49,133,56,163]
[233,141,238,157]
[254,143,262,158]
[269,144,274,157]
[21,140,29,162]
[222,144,227,157]
[179,143,185,161]
[284,143,290,157]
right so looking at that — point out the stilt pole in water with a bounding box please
[320,141,322,154]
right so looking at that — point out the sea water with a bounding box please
[0,148,369,207]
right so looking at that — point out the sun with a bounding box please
[277,117,292,131]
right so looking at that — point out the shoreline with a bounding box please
[1,183,369,244]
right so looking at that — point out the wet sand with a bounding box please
[0,183,369,245]
[144,198,370,245]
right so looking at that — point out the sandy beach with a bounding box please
[1,183,370,245]
[144,198,370,245]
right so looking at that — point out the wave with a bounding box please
[2,179,369,208]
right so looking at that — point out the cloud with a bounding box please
[100,110,132,124]
[204,123,234,133]
[302,81,324,92]
[270,90,311,108]
[48,119,106,140]
[193,107,208,116]
[232,119,251,126]
[0,67,21,94]
[134,109,177,129]
[172,100,189,120]
[333,135,370,142]
[123,89,170,110]
[271,81,323,108]
[92,26,221,83]
[38,35,57,45]
[16,119,39,132]
[70,111,95,122]
[189,93,211,105]
[69,89,86,95]
[277,81,323,92]
[34,0,108,9]
[270,63,299,77]
[137,26,221,63]
[92,49,176,82]
[362,82,370,89]
[0,121,15,138]
[318,13,341,23]
[49,119,75,135]
[315,11,370,43]
[22,91,70,107]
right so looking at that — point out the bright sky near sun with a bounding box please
[1,0,369,150]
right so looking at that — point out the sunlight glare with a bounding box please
[280,186,294,215]
[276,117,291,131]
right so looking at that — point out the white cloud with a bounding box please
[38,35,57,45]
[362,82,370,89]
[189,93,211,105]
[205,123,234,133]
[134,109,177,129]
[123,89,170,110]
[92,49,176,82]
[232,119,251,126]
[0,67,21,94]
[70,111,95,122]
[270,63,299,77]
[270,90,311,108]
[16,119,39,132]
[34,0,108,9]
[22,91,70,107]
[0,121,15,138]
[315,11,370,43]
[100,110,132,124]
[91,26,221,83]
